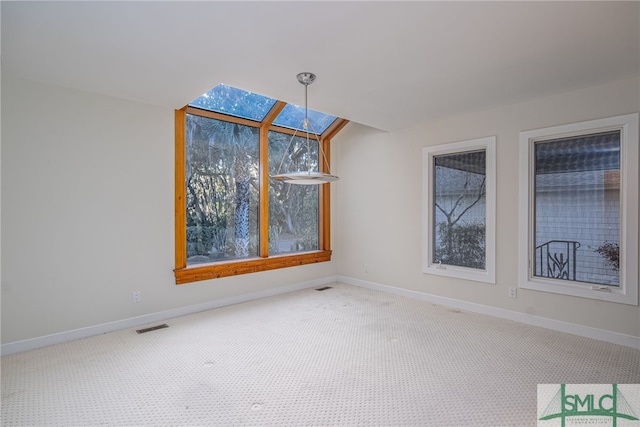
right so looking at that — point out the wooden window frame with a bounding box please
[174,105,347,284]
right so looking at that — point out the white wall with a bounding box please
[335,77,640,339]
[1,74,338,345]
[2,73,639,348]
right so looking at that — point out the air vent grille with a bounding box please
[136,324,169,334]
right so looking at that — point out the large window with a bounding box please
[423,136,496,283]
[185,115,260,264]
[175,85,347,284]
[519,114,638,304]
[268,132,319,254]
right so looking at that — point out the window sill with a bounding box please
[519,275,637,305]
[174,250,332,284]
[423,262,495,284]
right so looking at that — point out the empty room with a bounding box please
[1,2,639,426]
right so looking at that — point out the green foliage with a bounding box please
[594,241,619,271]
[187,225,211,257]
[189,84,337,134]
[296,223,319,251]
[268,131,319,245]
[269,225,282,254]
[189,84,277,122]
[185,115,259,261]
[435,221,485,269]
[185,114,321,262]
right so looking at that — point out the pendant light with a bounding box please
[272,72,339,185]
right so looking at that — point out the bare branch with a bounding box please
[450,177,486,227]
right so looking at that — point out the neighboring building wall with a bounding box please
[534,173,620,286]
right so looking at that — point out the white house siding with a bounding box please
[535,171,619,286]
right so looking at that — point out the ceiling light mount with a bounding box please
[297,72,316,86]
[272,72,339,185]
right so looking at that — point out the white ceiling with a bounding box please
[2,1,639,132]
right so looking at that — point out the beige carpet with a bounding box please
[2,283,639,426]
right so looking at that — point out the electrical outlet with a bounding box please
[364,263,370,274]
[508,287,517,298]
[132,291,141,303]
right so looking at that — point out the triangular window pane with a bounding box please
[189,84,277,122]
[273,104,337,135]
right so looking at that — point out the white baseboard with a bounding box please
[5,275,636,355]
[338,276,640,350]
[1,276,338,356]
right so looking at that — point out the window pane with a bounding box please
[534,131,620,286]
[189,84,277,122]
[432,150,486,269]
[185,114,259,265]
[268,131,319,254]
[272,104,336,135]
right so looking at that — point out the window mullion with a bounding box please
[258,126,269,257]
[259,101,286,257]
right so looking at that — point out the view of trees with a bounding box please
[189,84,277,122]
[435,221,486,269]
[186,115,260,263]
[190,83,336,134]
[594,241,619,272]
[433,151,487,269]
[185,116,321,265]
[184,84,334,265]
[269,132,319,254]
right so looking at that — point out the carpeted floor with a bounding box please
[2,283,639,426]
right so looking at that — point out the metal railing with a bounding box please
[535,240,581,281]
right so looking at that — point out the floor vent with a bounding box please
[136,324,169,334]
[315,286,333,291]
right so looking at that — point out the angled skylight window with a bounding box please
[189,84,277,122]
[273,104,337,135]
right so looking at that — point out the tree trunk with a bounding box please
[234,148,251,258]
[234,178,250,257]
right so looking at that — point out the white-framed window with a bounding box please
[423,136,496,284]
[519,113,639,305]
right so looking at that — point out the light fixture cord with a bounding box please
[273,73,333,178]
[304,81,332,175]
[304,82,311,173]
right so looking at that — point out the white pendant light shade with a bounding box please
[272,171,339,185]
